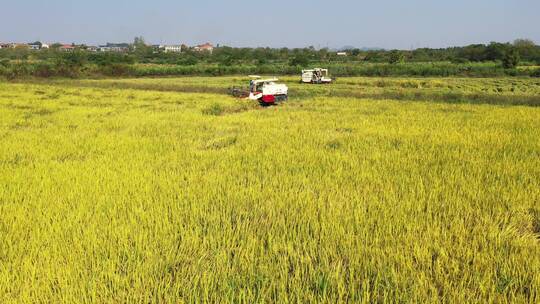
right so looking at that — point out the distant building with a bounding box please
[337,52,347,56]
[194,43,214,53]
[59,44,75,52]
[28,42,49,50]
[162,45,182,53]
[86,46,98,52]
[0,43,8,49]
[28,43,41,50]
[99,43,130,52]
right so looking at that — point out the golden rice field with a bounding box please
[0,77,539,303]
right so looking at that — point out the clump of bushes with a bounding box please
[202,103,225,116]
[99,63,133,77]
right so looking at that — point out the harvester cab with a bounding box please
[301,68,333,84]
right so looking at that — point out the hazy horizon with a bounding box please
[1,0,539,49]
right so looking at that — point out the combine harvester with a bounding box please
[301,68,334,84]
[230,76,288,106]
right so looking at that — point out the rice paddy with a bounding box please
[0,77,539,303]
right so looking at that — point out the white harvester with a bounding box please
[301,68,333,84]
[230,76,288,105]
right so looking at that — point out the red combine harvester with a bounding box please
[230,76,288,105]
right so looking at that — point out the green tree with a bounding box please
[289,54,309,67]
[52,50,88,77]
[218,55,233,66]
[485,42,509,61]
[502,48,520,69]
[388,50,405,64]
[256,57,268,65]
[0,58,10,67]
[513,39,536,61]
[132,36,152,60]
[181,56,198,66]
[457,44,488,62]
[133,36,146,49]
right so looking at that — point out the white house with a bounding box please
[163,45,182,53]
[27,42,49,50]
[28,43,41,50]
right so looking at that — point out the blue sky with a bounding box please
[1,0,539,49]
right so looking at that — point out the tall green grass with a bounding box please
[2,61,540,79]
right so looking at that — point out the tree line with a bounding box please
[1,38,539,79]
